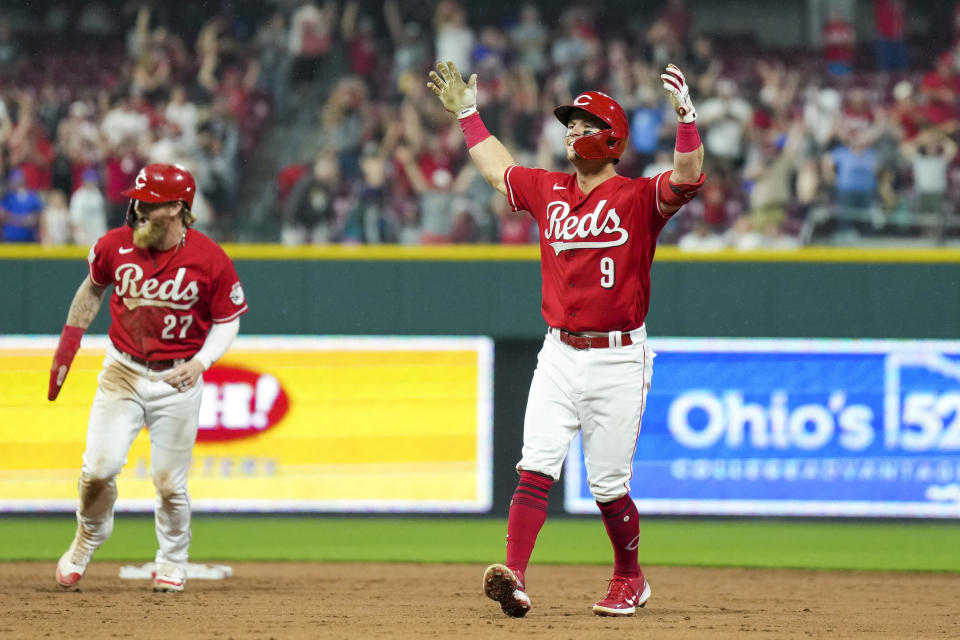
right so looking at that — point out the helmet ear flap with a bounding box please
[572,130,626,163]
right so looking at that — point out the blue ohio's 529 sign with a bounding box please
[564,339,960,518]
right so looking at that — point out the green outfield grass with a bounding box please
[3,516,958,572]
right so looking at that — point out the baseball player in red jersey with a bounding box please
[47,163,248,592]
[428,62,704,617]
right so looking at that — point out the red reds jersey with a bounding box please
[504,166,673,332]
[88,227,248,361]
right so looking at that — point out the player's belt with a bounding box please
[555,329,633,350]
[113,345,186,371]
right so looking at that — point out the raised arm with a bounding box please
[660,64,706,215]
[48,276,108,401]
[427,61,516,197]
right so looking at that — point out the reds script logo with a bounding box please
[544,199,628,255]
[114,264,200,310]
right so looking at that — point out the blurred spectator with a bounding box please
[917,54,960,137]
[724,215,765,250]
[919,53,960,105]
[642,18,681,68]
[629,85,668,172]
[434,1,474,72]
[341,1,378,86]
[254,12,291,111]
[686,34,722,96]
[193,116,239,223]
[724,214,800,250]
[803,86,842,151]
[697,78,753,170]
[821,130,880,233]
[840,87,880,144]
[36,85,63,142]
[743,125,804,237]
[164,86,199,151]
[281,149,341,244]
[678,220,727,251]
[888,80,920,141]
[289,0,336,85]
[1,168,43,242]
[41,188,71,246]
[874,0,908,72]
[642,148,674,179]
[354,141,392,243]
[657,0,693,45]
[900,129,958,241]
[393,136,476,244]
[100,94,150,150]
[69,168,107,246]
[493,193,536,244]
[551,8,597,77]
[509,4,549,75]
[703,171,740,232]
[384,0,430,95]
[103,141,143,223]
[822,9,855,77]
[57,102,101,178]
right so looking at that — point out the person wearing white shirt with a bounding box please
[69,170,107,245]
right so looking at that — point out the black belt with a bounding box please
[556,329,633,350]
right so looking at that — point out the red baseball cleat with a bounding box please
[482,564,531,618]
[592,573,651,616]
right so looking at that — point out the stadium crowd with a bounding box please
[1,0,960,248]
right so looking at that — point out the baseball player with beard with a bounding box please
[428,62,704,617]
[48,163,248,592]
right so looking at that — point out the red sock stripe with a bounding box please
[511,495,548,510]
[514,487,549,501]
[598,495,634,520]
[505,472,553,574]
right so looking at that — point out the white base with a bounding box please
[118,562,233,580]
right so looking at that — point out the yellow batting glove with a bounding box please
[427,60,478,119]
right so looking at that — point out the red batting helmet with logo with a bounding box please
[121,163,196,227]
[554,91,629,162]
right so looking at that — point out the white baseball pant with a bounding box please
[518,326,653,501]
[74,344,202,567]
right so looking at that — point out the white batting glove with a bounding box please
[427,60,478,119]
[661,64,697,123]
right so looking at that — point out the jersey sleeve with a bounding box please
[208,251,248,323]
[87,235,112,287]
[503,165,548,217]
[637,172,673,232]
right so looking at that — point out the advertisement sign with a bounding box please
[0,336,493,513]
[564,339,960,518]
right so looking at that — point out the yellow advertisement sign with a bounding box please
[0,337,493,512]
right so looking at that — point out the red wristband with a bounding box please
[675,122,702,153]
[458,112,491,148]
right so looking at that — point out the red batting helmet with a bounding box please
[121,163,196,227]
[554,91,629,162]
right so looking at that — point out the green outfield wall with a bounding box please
[2,245,958,339]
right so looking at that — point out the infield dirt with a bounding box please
[2,562,957,638]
